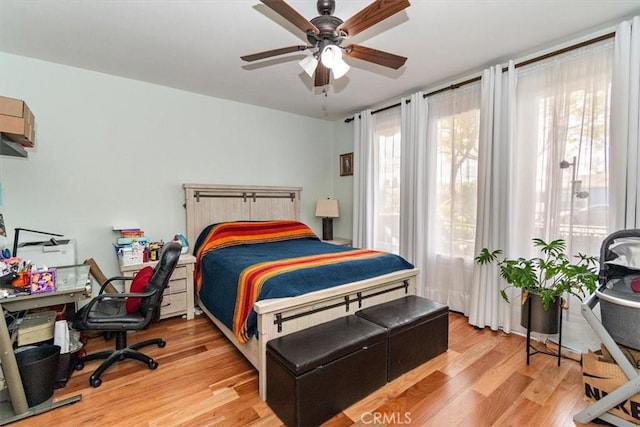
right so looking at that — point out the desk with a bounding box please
[0,264,90,424]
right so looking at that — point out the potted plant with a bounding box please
[475,238,599,333]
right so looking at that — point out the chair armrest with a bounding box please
[98,276,132,295]
[92,287,158,302]
[101,289,159,299]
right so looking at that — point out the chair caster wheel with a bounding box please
[75,362,85,371]
[149,360,158,370]
[90,377,102,388]
[158,340,166,348]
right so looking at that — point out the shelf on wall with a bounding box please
[0,134,27,158]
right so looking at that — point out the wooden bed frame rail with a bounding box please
[272,280,410,333]
[198,268,418,400]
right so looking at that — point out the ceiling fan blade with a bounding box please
[345,44,407,69]
[261,0,319,36]
[314,62,330,87]
[241,45,310,62]
[337,0,410,38]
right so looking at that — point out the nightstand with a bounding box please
[119,254,196,320]
[323,238,352,246]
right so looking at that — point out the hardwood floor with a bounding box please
[11,312,604,426]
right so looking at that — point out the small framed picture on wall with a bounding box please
[340,152,353,176]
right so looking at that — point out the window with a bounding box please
[515,40,613,257]
[372,107,401,253]
[428,84,481,260]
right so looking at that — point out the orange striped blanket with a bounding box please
[233,248,387,342]
[193,220,413,343]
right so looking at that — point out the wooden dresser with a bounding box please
[119,254,196,320]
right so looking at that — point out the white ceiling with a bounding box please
[1,1,639,121]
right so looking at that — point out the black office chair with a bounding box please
[73,242,182,387]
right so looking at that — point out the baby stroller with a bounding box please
[574,229,640,426]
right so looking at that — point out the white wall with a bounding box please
[0,53,337,277]
[331,119,354,241]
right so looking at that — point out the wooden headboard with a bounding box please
[183,184,302,247]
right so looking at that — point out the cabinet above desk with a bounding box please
[0,96,35,146]
[0,133,27,158]
[0,95,36,157]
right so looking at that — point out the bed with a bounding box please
[184,183,419,400]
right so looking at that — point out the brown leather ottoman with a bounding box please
[356,295,449,381]
[266,315,387,427]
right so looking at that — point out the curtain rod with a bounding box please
[344,31,615,123]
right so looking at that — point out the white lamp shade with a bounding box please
[331,58,350,79]
[315,199,339,218]
[298,54,318,78]
[320,45,342,68]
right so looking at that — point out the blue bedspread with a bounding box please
[195,233,413,342]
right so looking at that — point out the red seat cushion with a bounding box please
[125,266,154,313]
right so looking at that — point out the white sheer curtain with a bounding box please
[352,110,374,248]
[610,16,640,229]
[422,84,481,314]
[371,107,402,253]
[513,41,613,256]
[353,107,404,253]
[511,40,613,351]
[353,29,622,353]
[400,93,428,295]
[469,63,516,331]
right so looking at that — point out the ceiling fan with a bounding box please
[241,0,410,87]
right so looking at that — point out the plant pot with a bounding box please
[520,292,561,334]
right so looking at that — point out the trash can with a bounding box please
[55,346,83,388]
[15,344,61,407]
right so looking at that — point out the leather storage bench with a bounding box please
[266,315,387,427]
[356,295,449,381]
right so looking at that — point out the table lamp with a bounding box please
[315,199,339,241]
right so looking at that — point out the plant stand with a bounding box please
[525,296,562,366]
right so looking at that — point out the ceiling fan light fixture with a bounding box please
[320,44,342,68]
[299,54,318,78]
[331,58,350,79]
[241,0,411,88]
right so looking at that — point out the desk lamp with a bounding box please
[12,227,64,257]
